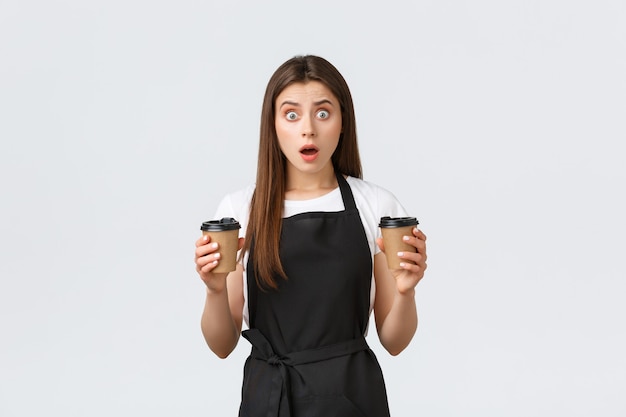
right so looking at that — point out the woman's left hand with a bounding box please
[376,228,428,294]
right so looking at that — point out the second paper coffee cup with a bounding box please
[200,217,241,273]
[379,216,419,270]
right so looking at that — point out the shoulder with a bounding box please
[346,176,400,204]
[214,184,255,223]
[346,176,408,219]
[222,184,255,208]
[345,176,407,256]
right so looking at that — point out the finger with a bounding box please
[399,251,427,273]
[403,234,427,255]
[197,252,221,270]
[398,250,425,266]
[413,228,427,241]
[415,237,426,255]
[195,234,212,248]
[200,258,220,274]
[195,241,219,259]
[237,237,245,251]
[399,260,424,275]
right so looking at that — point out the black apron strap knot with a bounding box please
[267,354,283,366]
[242,329,293,417]
[242,328,371,417]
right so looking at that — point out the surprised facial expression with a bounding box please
[275,81,342,177]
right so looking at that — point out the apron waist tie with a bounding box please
[242,328,370,417]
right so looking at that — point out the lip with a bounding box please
[299,144,319,162]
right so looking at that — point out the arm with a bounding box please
[195,235,245,358]
[373,228,427,356]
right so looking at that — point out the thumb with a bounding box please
[376,237,385,253]
[238,237,245,250]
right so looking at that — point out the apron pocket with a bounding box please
[293,395,367,417]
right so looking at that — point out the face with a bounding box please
[275,81,342,178]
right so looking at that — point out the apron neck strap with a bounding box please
[335,171,357,211]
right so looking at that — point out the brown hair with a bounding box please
[242,55,362,289]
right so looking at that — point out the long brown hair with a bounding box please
[242,55,363,289]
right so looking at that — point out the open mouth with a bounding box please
[299,145,319,155]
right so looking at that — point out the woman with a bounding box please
[194,55,427,417]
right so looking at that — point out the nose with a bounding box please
[301,115,316,137]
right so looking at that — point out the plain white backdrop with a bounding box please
[1,0,625,415]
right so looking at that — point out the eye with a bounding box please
[316,110,330,119]
[286,111,298,120]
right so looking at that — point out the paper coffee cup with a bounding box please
[379,216,419,270]
[200,217,241,273]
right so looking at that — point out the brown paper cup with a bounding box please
[202,229,239,273]
[379,217,419,270]
[200,218,241,273]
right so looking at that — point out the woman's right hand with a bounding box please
[194,235,243,293]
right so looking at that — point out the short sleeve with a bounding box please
[346,177,409,256]
[211,185,254,239]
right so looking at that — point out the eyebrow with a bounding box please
[278,99,335,108]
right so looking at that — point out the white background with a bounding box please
[1,1,625,416]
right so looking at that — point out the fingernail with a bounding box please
[400,262,406,268]
[397,252,404,257]
[212,243,218,249]
[214,253,221,259]
[203,235,208,241]
[403,236,410,241]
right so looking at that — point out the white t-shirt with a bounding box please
[213,176,408,327]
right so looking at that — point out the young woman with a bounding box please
[194,55,428,417]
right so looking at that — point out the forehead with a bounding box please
[276,81,338,104]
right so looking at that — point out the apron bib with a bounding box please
[240,173,390,417]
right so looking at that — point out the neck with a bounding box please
[284,164,338,200]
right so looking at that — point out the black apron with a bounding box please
[240,173,390,417]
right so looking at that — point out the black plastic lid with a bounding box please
[200,217,241,231]
[379,216,419,228]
